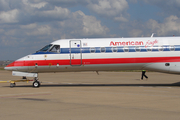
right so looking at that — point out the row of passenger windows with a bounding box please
[38,44,176,53]
[90,46,176,53]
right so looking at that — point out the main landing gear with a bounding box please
[33,77,41,88]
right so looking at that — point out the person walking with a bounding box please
[141,70,148,80]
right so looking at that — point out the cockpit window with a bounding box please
[38,44,53,52]
[49,45,60,53]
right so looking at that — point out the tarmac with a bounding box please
[0,70,180,120]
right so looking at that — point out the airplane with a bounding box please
[4,36,180,87]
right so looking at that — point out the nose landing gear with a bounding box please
[10,83,16,88]
[33,77,41,88]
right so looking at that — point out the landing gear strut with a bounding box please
[33,77,41,88]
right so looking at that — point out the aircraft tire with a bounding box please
[33,81,40,88]
[10,83,16,88]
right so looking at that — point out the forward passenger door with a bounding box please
[69,40,82,66]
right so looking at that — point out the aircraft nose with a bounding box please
[4,60,26,71]
[4,66,12,71]
[4,61,16,71]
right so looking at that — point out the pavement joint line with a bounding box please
[66,90,180,98]
[42,82,59,84]
[0,92,51,97]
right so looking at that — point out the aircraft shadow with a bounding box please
[3,82,180,88]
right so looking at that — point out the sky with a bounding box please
[1,0,180,60]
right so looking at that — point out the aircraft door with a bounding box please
[70,40,82,66]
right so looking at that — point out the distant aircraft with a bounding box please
[4,36,180,87]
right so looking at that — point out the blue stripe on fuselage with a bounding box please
[32,45,179,55]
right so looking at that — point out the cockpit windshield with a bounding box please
[38,44,53,52]
[49,45,60,53]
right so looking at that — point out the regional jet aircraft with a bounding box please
[4,36,180,87]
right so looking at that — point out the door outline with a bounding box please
[69,40,82,66]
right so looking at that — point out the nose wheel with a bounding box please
[33,81,40,87]
[10,83,16,88]
[33,77,41,88]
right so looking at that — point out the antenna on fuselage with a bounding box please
[151,33,155,38]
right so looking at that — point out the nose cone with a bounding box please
[4,67,7,70]
[4,66,12,71]
[4,60,27,71]
[4,61,15,71]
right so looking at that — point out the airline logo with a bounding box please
[110,39,158,47]
[145,39,158,48]
[110,41,143,46]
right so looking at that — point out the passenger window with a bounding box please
[112,47,117,52]
[135,46,141,52]
[146,46,152,52]
[90,47,96,53]
[152,46,158,51]
[123,46,129,52]
[158,46,164,51]
[49,45,60,53]
[100,47,106,52]
[169,45,175,51]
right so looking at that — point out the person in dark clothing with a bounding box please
[141,70,148,80]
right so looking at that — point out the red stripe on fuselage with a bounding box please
[6,56,180,67]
